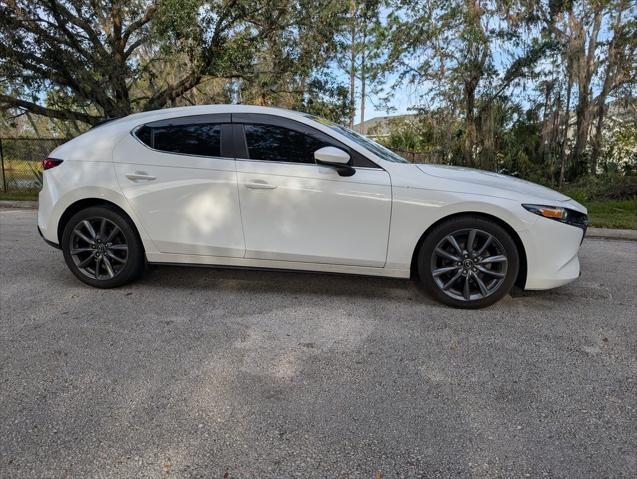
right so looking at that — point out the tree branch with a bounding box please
[0,95,101,125]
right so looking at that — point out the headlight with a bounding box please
[522,204,588,230]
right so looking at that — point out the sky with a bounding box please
[355,82,417,124]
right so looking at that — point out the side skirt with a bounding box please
[145,252,410,279]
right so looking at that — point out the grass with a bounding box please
[0,190,39,201]
[581,198,637,230]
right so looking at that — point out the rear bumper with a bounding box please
[38,224,60,249]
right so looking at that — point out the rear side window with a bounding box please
[243,124,327,164]
[135,124,222,157]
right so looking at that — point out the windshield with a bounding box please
[306,115,410,163]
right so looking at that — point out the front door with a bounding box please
[234,118,391,267]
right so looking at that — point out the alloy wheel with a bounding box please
[430,228,508,302]
[69,217,128,280]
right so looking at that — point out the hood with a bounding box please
[416,164,571,203]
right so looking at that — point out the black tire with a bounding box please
[61,205,145,288]
[417,216,519,309]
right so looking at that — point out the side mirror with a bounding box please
[314,146,355,177]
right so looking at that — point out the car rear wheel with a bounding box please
[417,216,519,309]
[61,206,145,288]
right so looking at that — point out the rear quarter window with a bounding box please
[134,123,222,157]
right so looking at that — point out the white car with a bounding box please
[38,105,588,308]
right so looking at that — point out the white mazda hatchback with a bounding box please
[38,105,588,308]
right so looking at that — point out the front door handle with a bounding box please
[126,171,156,182]
[246,179,277,190]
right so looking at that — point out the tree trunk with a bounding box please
[559,67,573,188]
[590,7,624,174]
[348,0,356,130]
[360,31,366,134]
[590,66,613,175]
[463,77,478,167]
[549,90,561,182]
[540,82,554,164]
[568,9,602,173]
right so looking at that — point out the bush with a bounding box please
[561,174,637,202]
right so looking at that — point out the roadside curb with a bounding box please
[0,200,38,209]
[1,199,636,241]
[586,227,637,241]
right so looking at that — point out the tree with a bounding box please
[536,0,637,179]
[227,0,351,122]
[589,0,637,173]
[336,0,387,131]
[386,0,549,168]
[0,0,312,124]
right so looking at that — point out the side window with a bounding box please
[244,124,331,164]
[135,123,222,157]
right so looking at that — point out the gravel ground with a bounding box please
[1,209,635,478]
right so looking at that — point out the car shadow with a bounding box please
[135,263,435,303]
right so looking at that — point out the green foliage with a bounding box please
[582,198,637,229]
[599,120,637,174]
[561,174,637,201]
[0,0,354,123]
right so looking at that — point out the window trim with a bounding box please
[130,115,234,160]
[129,112,385,169]
[231,113,383,169]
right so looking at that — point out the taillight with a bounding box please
[42,158,63,170]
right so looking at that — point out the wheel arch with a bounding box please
[57,198,145,252]
[409,211,528,289]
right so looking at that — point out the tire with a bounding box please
[61,205,145,288]
[417,216,519,309]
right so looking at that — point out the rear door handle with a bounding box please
[126,171,156,182]
[246,179,277,190]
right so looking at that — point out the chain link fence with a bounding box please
[0,138,69,193]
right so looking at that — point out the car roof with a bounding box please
[109,104,310,127]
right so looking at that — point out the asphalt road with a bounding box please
[1,209,636,478]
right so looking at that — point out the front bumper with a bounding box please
[519,214,586,290]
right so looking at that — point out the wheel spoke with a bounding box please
[105,225,121,243]
[480,255,507,265]
[109,244,128,251]
[106,251,126,264]
[102,256,115,278]
[473,273,489,297]
[433,265,460,277]
[446,235,463,255]
[78,252,96,268]
[435,248,460,262]
[467,229,477,253]
[442,270,463,289]
[476,265,505,278]
[82,220,97,239]
[71,247,93,254]
[475,235,493,256]
[73,229,93,245]
[463,275,471,300]
[94,255,101,278]
[99,218,107,238]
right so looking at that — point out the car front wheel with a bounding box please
[61,205,145,288]
[418,216,520,309]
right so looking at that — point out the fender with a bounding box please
[385,186,537,271]
[46,186,159,254]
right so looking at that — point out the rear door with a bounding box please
[113,114,245,257]
[233,114,392,267]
